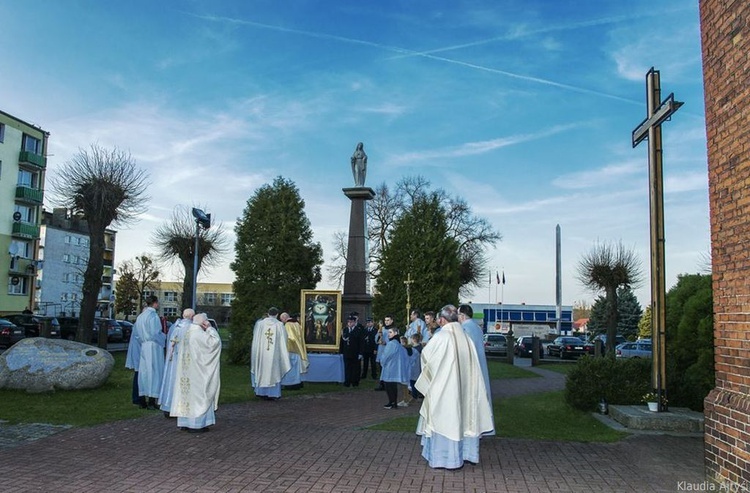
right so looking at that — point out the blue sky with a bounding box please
[0,1,708,308]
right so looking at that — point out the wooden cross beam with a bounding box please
[631,67,682,412]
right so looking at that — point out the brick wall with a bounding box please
[701,0,750,485]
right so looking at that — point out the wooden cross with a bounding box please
[404,273,415,326]
[265,326,274,350]
[631,67,682,412]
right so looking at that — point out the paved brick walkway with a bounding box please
[0,366,705,492]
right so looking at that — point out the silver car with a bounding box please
[616,340,652,358]
[483,333,508,356]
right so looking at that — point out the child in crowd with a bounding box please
[398,336,412,407]
[409,333,423,400]
[380,326,409,409]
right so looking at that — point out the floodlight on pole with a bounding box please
[191,208,211,310]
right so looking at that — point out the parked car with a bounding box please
[514,336,544,358]
[58,317,123,343]
[0,319,25,348]
[616,340,653,359]
[58,316,79,340]
[93,318,124,343]
[117,320,134,342]
[3,314,60,339]
[483,333,508,356]
[547,336,593,359]
[593,334,627,348]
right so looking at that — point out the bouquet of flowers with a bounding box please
[642,391,668,405]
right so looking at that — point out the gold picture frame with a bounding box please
[300,290,342,352]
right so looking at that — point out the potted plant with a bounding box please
[642,391,667,411]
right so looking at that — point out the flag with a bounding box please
[496,271,500,285]
[502,271,506,285]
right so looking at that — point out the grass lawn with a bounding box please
[486,359,541,379]
[536,362,577,375]
[0,352,361,427]
[369,390,627,443]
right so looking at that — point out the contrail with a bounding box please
[189,12,641,105]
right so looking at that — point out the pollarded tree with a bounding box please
[576,240,643,357]
[51,145,148,346]
[229,176,323,364]
[152,205,228,311]
[373,194,461,326]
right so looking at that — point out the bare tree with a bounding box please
[51,145,149,346]
[326,230,348,289]
[576,240,643,357]
[152,205,229,310]
[117,254,161,314]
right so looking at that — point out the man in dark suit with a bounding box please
[361,317,378,380]
[340,314,364,387]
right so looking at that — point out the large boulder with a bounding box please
[0,338,114,392]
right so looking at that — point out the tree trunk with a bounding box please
[79,224,106,347]
[181,258,194,311]
[605,285,619,357]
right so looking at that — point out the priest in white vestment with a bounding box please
[251,307,291,400]
[415,304,495,470]
[132,295,166,410]
[279,312,308,389]
[170,312,221,432]
[158,308,194,414]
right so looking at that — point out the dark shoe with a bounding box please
[179,427,189,431]
[187,427,209,433]
[384,403,396,409]
[163,411,171,418]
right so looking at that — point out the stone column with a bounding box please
[341,187,375,323]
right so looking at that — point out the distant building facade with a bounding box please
[471,302,573,338]
[0,110,48,315]
[38,209,116,318]
[124,281,234,323]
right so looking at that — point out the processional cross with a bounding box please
[631,67,682,412]
[404,273,415,326]
[265,326,274,350]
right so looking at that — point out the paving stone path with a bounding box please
[0,364,705,492]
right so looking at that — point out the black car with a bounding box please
[117,320,134,342]
[547,336,593,359]
[58,317,124,343]
[3,314,60,339]
[514,336,544,358]
[0,319,25,348]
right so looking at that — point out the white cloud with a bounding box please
[552,160,642,190]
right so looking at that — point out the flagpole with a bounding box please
[488,269,491,304]
[501,269,505,332]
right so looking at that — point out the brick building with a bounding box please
[701,0,750,484]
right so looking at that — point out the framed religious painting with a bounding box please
[300,290,342,352]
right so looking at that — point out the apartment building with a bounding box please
[37,208,117,317]
[0,110,49,315]
[133,281,234,323]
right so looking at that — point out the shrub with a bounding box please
[565,356,652,411]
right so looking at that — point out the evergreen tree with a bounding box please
[229,177,323,364]
[665,274,713,410]
[587,286,643,340]
[373,194,460,326]
[638,305,652,339]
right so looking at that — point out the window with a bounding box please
[10,240,30,258]
[0,123,5,142]
[164,291,177,302]
[65,235,72,244]
[143,290,153,298]
[17,169,37,188]
[221,293,234,306]
[63,254,70,263]
[80,237,89,247]
[71,293,78,301]
[61,293,68,301]
[203,292,217,305]
[163,307,178,318]
[14,204,35,223]
[22,134,41,154]
[9,276,28,295]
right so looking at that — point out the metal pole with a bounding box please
[192,219,199,311]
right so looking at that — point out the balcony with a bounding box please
[11,221,40,239]
[18,150,46,169]
[8,257,35,277]
[15,186,44,204]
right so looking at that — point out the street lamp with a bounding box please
[191,208,211,310]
